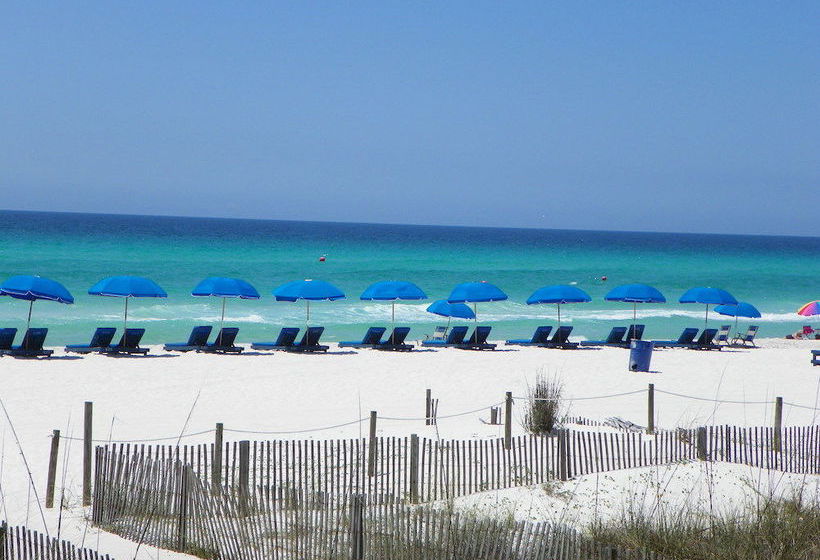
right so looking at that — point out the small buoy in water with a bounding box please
[600,275,608,281]
[319,255,326,262]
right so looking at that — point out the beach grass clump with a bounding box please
[589,490,820,560]
[522,373,564,435]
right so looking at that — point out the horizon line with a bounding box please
[1,207,817,240]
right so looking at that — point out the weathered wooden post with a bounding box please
[212,422,223,491]
[425,389,432,425]
[367,411,377,478]
[238,440,250,514]
[83,401,93,506]
[409,434,419,504]
[558,429,568,481]
[773,396,783,453]
[45,429,60,508]
[350,494,365,560]
[696,427,708,461]
[647,383,655,434]
[176,464,189,551]
[504,392,513,450]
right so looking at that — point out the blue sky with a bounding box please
[1,2,817,235]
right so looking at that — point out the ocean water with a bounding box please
[0,210,817,345]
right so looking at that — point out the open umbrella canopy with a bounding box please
[0,275,74,303]
[426,299,475,319]
[604,283,666,303]
[527,284,591,325]
[679,287,737,328]
[273,279,345,302]
[797,301,820,317]
[447,281,507,303]
[192,277,260,299]
[679,287,737,306]
[89,276,168,298]
[360,281,426,301]
[1,275,74,330]
[714,302,761,318]
[527,285,591,305]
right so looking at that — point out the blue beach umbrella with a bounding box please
[89,275,168,333]
[714,301,761,333]
[273,279,345,326]
[0,275,74,329]
[527,285,591,326]
[426,299,475,329]
[679,287,737,328]
[360,280,427,328]
[192,277,260,343]
[605,283,666,332]
[447,281,508,322]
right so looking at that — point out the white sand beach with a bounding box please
[0,337,818,558]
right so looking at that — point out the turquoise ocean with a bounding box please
[0,210,817,346]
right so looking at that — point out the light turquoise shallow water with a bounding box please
[0,210,817,345]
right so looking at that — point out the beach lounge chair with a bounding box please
[251,327,300,351]
[544,326,578,349]
[457,326,496,351]
[425,326,448,342]
[812,350,819,366]
[579,326,626,347]
[506,326,552,346]
[163,326,213,353]
[103,328,149,355]
[339,327,387,349]
[5,328,53,358]
[288,326,329,353]
[204,327,243,353]
[731,325,759,347]
[688,328,720,350]
[653,328,699,348]
[0,328,18,355]
[624,324,645,342]
[421,326,469,348]
[377,327,414,351]
[65,327,117,354]
[714,325,731,346]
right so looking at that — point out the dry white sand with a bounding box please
[0,337,817,558]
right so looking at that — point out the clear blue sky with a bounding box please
[1,2,817,235]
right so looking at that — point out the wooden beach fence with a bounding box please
[0,521,114,560]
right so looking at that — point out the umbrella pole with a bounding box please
[219,298,227,346]
[306,300,310,329]
[705,304,709,329]
[124,297,129,336]
[26,300,33,331]
[557,304,561,327]
[632,302,637,341]
[391,301,396,344]
[474,303,478,324]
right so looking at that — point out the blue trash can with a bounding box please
[629,340,653,372]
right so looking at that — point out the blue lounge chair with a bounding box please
[731,325,759,347]
[377,327,414,351]
[624,324,645,342]
[66,327,117,354]
[544,326,577,349]
[653,328,699,348]
[688,328,720,350]
[288,326,329,353]
[251,327,300,351]
[164,326,213,353]
[0,328,18,355]
[339,327,387,349]
[103,328,149,355]
[6,328,53,358]
[506,326,552,346]
[204,327,243,353]
[579,326,627,347]
[812,350,819,366]
[458,326,496,351]
[421,326,469,348]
